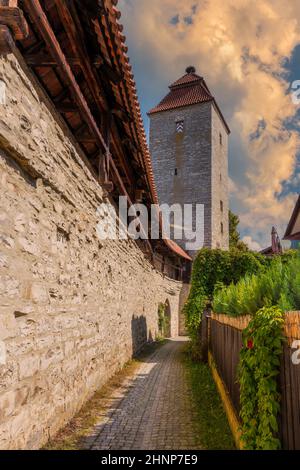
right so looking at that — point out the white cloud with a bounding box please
[242,236,262,252]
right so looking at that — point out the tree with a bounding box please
[229,210,249,251]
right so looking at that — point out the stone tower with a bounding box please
[148,66,230,257]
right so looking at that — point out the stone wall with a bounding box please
[0,50,182,449]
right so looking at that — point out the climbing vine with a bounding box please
[184,248,265,352]
[239,306,285,450]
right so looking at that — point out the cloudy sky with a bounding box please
[118,0,300,249]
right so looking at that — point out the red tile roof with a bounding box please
[164,238,192,261]
[148,74,213,114]
[148,67,230,134]
[170,72,203,88]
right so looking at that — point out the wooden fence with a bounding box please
[208,312,300,450]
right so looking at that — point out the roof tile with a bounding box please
[148,72,213,114]
[148,69,230,134]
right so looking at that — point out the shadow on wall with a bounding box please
[131,315,148,357]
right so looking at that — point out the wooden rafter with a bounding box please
[0,0,194,262]
[53,0,138,197]
[99,4,151,198]
[25,0,108,152]
[0,1,28,40]
[53,0,108,113]
[21,1,152,248]
[24,54,81,66]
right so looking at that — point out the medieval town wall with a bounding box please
[0,50,182,449]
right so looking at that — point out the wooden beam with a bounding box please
[74,122,88,137]
[25,54,81,67]
[59,3,137,199]
[74,0,104,19]
[25,0,108,152]
[0,4,28,40]
[99,60,123,84]
[78,137,97,144]
[0,1,18,8]
[26,53,103,68]
[110,121,135,189]
[0,23,13,53]
[96,11,151,195]
[23,0,153,253]
[101,9,155,205]
[112,103,131,123]
[53,0,107,112]
[56,102,79,113]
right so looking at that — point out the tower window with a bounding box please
[176,120,184,133]
[219,133,223,145]
[220,200,223,212]
[174,168,178,176]
[221,222,224,235]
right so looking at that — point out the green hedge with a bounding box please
[213,252,300,317]
[184,248,266,347]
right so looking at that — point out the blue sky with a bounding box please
[119,0,300,249]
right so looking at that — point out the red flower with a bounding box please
[247,339,254,350]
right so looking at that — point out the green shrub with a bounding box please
[239,306,285,449]
[184,248,265,348]
[213,252,300,317]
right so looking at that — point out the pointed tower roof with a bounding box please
[148,66,230,134]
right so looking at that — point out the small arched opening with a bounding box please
[157,300,172,339]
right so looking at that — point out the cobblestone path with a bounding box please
[84,338,204,450]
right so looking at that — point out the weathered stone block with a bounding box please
[39,347,64,372]
[0,385,29,420]
[28,283,48,304]
[0,311,17,340]
[0,235,14,248]
[0,252,8,268]
[18,354,40,380]
[18,237,40,257]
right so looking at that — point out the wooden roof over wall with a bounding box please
[284,195,300,241]
[18,0,155,203]
[0,0,191,262]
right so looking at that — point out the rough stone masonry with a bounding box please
[0,48,182,449]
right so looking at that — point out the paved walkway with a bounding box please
[84,338,203,450]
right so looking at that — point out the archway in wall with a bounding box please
[164,300,171,338]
